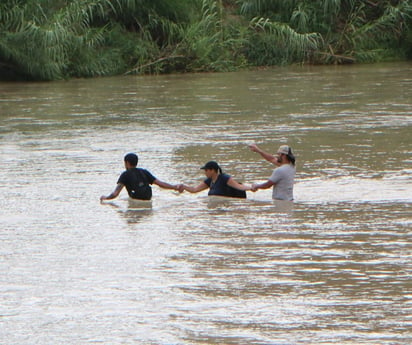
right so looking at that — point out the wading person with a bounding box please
[249,144,296,201]
[100,153,183,202]
[183,161,252,198]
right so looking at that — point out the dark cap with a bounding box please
[200,161,220,171]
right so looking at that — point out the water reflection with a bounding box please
[102,199,153,224]
[206,195,248,209]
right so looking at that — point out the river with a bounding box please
[1,62,411,344]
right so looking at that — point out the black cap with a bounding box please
[200,161,220,170]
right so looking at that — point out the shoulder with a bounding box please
[281,164,296,173]
[119,169,132,178]
[117,169,131,183]
[277,164,295,172]
[220,173,231,182]
[138,168,152,174]
[139,168,156,181]
[272,164,295,178]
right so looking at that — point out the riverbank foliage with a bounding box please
[1,0,412,80]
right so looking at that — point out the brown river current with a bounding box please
[1,62,411,344]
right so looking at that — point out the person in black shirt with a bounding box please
[183,161,252,198]
[100,153,183,202]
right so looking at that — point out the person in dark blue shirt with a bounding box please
[100,153,183,201]
[183,161,251,198]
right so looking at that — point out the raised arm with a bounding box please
[249,143,279,166]
[183,182,209,193]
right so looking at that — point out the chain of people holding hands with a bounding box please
[100,143,296,203]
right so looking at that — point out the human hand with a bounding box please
[100,195,107,202]
[182,184,192,192]
[248,143,259,152]
[177,184,184,193]
[251,183,259,192]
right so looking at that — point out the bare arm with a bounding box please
[249,144,279,166]
[100,183,124,201]
[183,182,209,193]
[153,179,183,192]
[227,177,251,191]
[252,180,274,191]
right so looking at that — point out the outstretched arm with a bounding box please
[153,179,183,193]
[227,177,252,191]
[249,143,279,166]
[183,182,209,193]
[252,180,274,191]
[100,183,124,201]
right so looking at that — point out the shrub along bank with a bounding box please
[1,0,411,80]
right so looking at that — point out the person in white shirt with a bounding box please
[249,144,296,201]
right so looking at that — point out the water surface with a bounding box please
[1,62,411,344]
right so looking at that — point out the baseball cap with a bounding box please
[200,161,220,170]
[277,145,291,155]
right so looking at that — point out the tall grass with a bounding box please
[0,0,411,80]
[244,17,322,65]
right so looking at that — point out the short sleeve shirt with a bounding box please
[117,168,156,198]
[204,173,231,197]
[269,164,295,201]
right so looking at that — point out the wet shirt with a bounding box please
[269,164,295,201]
[204,173,231,197]
[117,168,156,199]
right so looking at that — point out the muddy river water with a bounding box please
[1,62,411,344]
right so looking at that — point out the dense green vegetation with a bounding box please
[1,0,411,80]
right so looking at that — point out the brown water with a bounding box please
[1,62,411,344]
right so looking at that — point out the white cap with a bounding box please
[277,145,291,155]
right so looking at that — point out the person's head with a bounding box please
[277,145,295,165]
[200,161,222,178]
[124,153,138,169]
